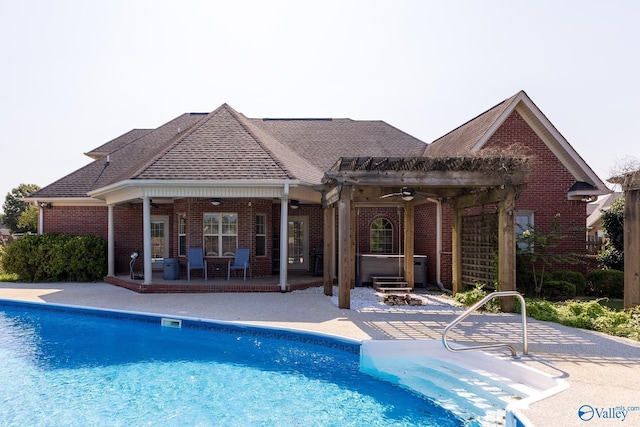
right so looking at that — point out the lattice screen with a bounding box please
[461,212,498,288]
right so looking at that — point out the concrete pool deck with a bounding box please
[1,281,639,427]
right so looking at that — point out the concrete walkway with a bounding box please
[1,282,639,427]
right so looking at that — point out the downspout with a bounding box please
[428,198,451,294]
[279,184,289,292]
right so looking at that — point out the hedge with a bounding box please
[2,233,107,282]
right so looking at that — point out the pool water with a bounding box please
[0,300,464,427]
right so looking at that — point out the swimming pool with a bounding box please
[0,299,465,426]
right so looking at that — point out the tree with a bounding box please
[2,184,40,234]
[598,196,624,270]
[517,213,582,297]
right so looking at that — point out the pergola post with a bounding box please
[624,188,640,308]
[338,185,353,308]
[403,201,415,288]
[452,207,463,294]
[498,186,517,312]
[323,205,336,296]
[350,199,356,289]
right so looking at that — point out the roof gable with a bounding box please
[424,91,609,197]
[134,105,299,181]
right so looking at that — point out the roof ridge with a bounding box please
[225,106,299,179]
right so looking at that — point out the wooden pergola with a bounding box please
[609,171,640,309]
[320,156,530,311]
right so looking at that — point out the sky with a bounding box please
[1,0,639,213]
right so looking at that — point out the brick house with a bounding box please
[26,91,609,296]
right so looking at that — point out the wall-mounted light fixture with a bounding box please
[40,202,52,209]
[290,199,300,209]
[211,198,222,206]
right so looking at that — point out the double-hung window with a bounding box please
[178,216,187,256]
[515,211,534,250]
[255,214,266,257]
[204,213,237,256]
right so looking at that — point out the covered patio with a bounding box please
[105,271,323,294]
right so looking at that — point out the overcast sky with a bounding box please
[1,0,638,213]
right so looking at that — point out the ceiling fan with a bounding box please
[380,187,415,201]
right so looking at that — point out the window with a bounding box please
[515,211,534,250]
[255,214,266,257]
[370,218,393,253]
[204,213,237,257]
[178,216,187,257]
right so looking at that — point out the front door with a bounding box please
[151,216,169,270]
[288,216,309,271]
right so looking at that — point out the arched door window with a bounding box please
[370,218,393,253]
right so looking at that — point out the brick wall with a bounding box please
[43,205,108,238]
[435,110,589,287]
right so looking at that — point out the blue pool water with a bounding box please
[0,300,464,426]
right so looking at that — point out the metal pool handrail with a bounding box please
[442,291,528,358]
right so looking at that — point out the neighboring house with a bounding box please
[586,192,622,255]
[0,223,11,246]
[587,192,622,239]
[26,91,609,293]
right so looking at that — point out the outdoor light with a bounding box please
[290,199,300,209]
[401,187,415,201]
[211,198,222,206]
[39,202,52,209]
[130,250,139,260]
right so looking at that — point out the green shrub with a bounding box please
[2,233,107,282]
[523,299,560,322]
[549,270,587,295]
[586,269,624,298]
[0,273,18,282]
[454,284,500,312]
[542,280,576,301]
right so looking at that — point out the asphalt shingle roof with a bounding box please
[33,104,428,198]
[423,93,518,156]
[84,129,153,159]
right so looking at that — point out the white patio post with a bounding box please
[38,202,44,234]
[107,204,115,276]
[279,185,289,291]
[142,197,152,284]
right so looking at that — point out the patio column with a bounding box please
[107,204,114,277]
[323,205,335,296]
[38,203,44,234]
[498,186,517,312]
[142,196,152,285]
[279,193,289,292]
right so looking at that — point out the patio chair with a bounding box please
[228,248,251,281]
[187,248,207,281]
